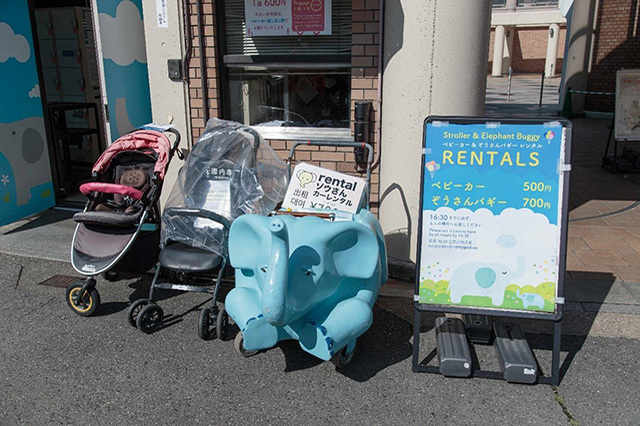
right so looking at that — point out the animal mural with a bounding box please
[97,0,151,139]
[225,210,387,363]
[0,1,55,226]
[516,289,545,310]
[448,256,526,306]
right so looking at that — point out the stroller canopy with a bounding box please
[92,130,173,179]
[162,118,288,255]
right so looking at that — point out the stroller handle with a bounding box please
[165,127,181,152]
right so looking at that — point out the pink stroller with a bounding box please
[66,126,182,316]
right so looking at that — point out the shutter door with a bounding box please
[224,0,351,57]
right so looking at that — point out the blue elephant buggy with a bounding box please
[225,142,388,367]
[128,119,288,339]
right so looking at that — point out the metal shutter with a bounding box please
[223,0,352,57]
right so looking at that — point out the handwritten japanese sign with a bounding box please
[244,0,332,36]
[615,69,640,141]
[282,163,364,214]
[417,119,570,313]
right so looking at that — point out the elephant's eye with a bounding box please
[260,267,267,273]
[303,268,314,276]
[501,270,507,275]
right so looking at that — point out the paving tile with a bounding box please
[611,265,640,284]
[604,211,640,227]
[587,225,638,241]
[567,224,597,238]
[583,235,635,252]
[567,236,589,251]
[565,278,636,305]
[564,301,585,312]
[623,236,640,252]
[573,249,626,267]
[566,250,585,269]
[582,303,640,314]
[617,249,640,264]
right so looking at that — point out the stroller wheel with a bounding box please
[330,341,356,368]
[102,271,120,282]
[127,299,149,328]
[216,306,228,341]
[234,332,259,358]
[198,307,214,340]
[136,304,164,333]
[66,282,100,317]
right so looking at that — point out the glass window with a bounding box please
[227,68,350,128]
[222,0,352,130]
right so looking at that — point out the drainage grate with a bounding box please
[38,275,79,288]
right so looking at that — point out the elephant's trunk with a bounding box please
[262,218,289,327]
[514,256,526,279]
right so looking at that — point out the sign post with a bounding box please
[412,117,572,385]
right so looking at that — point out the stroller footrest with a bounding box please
[154,283,214,293]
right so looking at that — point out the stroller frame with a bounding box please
[129,126,262,340]
[66,126,182,317]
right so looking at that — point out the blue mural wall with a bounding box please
[0,0,55,226]
[97,0,152,140]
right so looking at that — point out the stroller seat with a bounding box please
[159,242,223,272]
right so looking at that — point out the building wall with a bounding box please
[488,26,566,74]
[185,0,381,210]
[0,0,55,226]
[586,0,640,112]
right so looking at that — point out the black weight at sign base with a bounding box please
[411,116,572,386]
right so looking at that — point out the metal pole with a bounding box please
[412,306,422,372]
[539,71,546,108]
[551,319,562,385]
[507,66,513,102]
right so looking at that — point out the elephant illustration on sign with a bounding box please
[225,209,387,365]
[516,289,545,310]
[448,256,526,306]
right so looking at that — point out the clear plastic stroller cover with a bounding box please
[161,118,288,255]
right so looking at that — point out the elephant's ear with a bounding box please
[325,222,379,280]
[229,215,272,269]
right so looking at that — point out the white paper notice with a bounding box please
[194,180,231,229]
[156,0,168,28]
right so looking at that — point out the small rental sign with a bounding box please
[282,163,364,214]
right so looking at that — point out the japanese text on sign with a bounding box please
[417,120,569,313]
[282,163,364,214]
[244,0,332,36]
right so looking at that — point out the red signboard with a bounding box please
[291,0,325,33]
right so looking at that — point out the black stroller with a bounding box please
[128,119,288,339]
[67,126,182,316]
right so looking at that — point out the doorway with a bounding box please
[29,0,105,203]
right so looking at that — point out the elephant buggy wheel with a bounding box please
[198,307,214,340]
[136,303,164,333]
[216,306,228,341]
[234,332,259,357]
[65,282,100,317]
[127,299,149,328]
[331,341,356,368]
